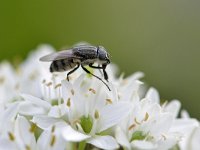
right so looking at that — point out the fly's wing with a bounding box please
[39,49,82,62]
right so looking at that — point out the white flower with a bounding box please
[0,62,19,104]
[115,87,199,150]
[0,115,36,150]
[177,111,200,150]
[36,122,71,150]
[32,74,132,149]
[1,44,200,150]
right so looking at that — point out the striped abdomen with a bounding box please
[50,59,76,72]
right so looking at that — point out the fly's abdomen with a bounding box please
[50,59,76,72]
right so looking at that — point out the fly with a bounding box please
[39,45,111,91]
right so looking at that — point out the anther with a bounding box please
[128,124,136,131]
[54,83,61,89]
[0,76,5,84]
[29,123,37,133]
[50,135,56,147]
[67,98,71,107]
[134,117,141,125]
[94,110,100,119]
[89,88,96,94]
[46,82,52,87]
[25,145,31,150]
[106,99,113,105]
[71,89,75,95]
[51,125,55,133]
[8,132,15,141]
[143,112,149,122]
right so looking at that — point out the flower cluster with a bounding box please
[0,45,199,150]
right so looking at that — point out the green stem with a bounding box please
[78,141,86,150]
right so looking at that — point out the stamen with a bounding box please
[67,98,71,107]
[42,79,47,99]
[134,117,141,125]
[71,89,75,95]
[46,82,52,87]
[29,123,37,133]
[0,76,5,84]
[25,145,31,150]
[14,83,20,90]
[94,110,100,119]
[73,120,80,125]
[143,112,149,122]
[118,93,122,100]
[161,134,167,140]
[42,79,46,84]
[106,99,113,105]
[8,132,15,141]
[51,125,55,133]
[29,72,37,80]
[54,83,61,89]
[89,88,96,94]
[128,124,136,131]
[50,134,56,147]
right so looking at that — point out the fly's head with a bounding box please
[98,46,110,65]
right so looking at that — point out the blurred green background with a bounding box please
[0,0,199,119]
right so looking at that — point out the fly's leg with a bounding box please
[67,64,80,81]
[89,64,108,81]
[102,64,108,81]
[81,65,111,91]
[89,64,103,69]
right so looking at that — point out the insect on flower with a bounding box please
[39,45,111,91]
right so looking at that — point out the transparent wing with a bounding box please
[39,49,81,62]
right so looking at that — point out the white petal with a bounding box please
[88,135,119,150]
[15,115,36,148]
[62,125,90,142]
[36,130,51,150]
[19,101,48,115]
[115,127,131,149]
[146,87,160,103]
[32,116,64,129]
[170,119,199,134]
[0,139,17,150]
[191,127,200,150]
[97,102,131,132]
[21,94,51,109]
[0,103,19,130]
[150,113,173,136]
[131,140,157,150]
[164,100,181,118]
[126,72,144,81]
[181,110,190,118]
[48,106,62,118]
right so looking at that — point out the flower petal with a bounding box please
[88,135,119,150]
[62,125,91,142]
[131,140,157,150]
[146,87,160,103]
[19,101,48,115]
[164,100,181,118]
[0,139,17,150]
[97,102,131,132]
[15,115,36,148]
[115,127,131,149]
[32,116,64,129]
[21,94,51,109]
